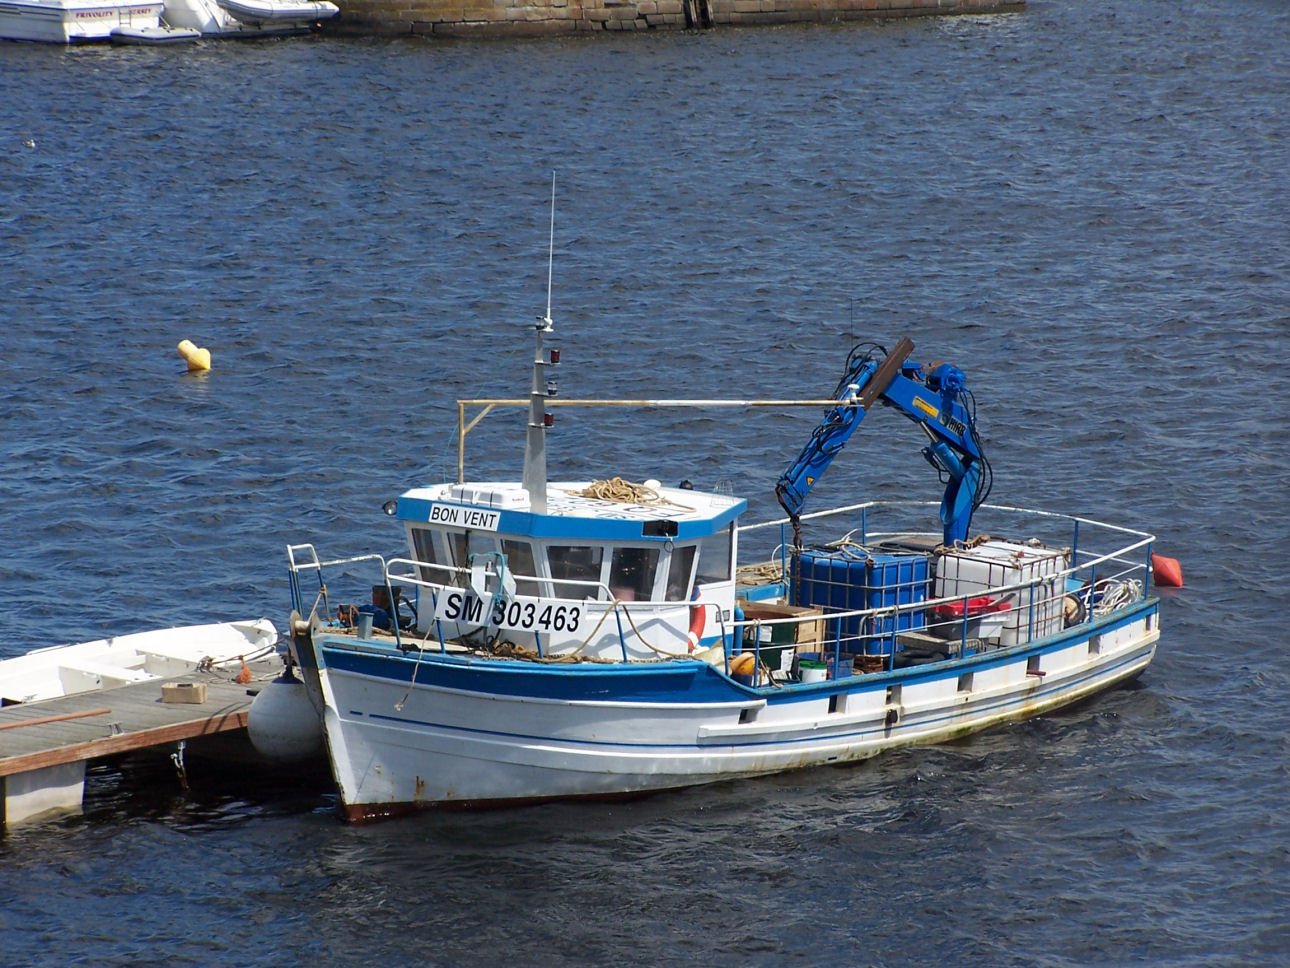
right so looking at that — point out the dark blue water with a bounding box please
[2,1,1288,964]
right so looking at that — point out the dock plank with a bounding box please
[0,663,277,778]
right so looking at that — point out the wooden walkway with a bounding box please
[0,661,280,825]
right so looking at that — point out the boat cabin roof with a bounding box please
[396,481,746,543]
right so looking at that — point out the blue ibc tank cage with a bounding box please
[792,549,930,655]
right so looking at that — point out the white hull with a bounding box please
[301,604,1158,820]
[110,21,198,41]
[214,0,334,26]
[0,0,160,43]
[0,618,277,704]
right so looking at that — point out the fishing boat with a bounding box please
[0,618,277,705]
[280,287,1162,821]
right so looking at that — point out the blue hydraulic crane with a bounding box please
[775,337,992,548]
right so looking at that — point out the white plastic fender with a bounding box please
[247,668,324,762]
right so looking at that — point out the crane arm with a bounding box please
[774,338,991,546]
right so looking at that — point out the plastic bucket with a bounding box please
[356,612,373,638]
[799,659,828,683]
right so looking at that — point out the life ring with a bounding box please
[687,589,705,653]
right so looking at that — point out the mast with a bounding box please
[522,174,558,513]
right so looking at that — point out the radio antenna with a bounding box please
[524,172,558,513]
[543,171,556,328]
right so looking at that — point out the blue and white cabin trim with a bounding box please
[388,481,746,660]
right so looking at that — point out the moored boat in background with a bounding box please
[0,0,162,44]
[0,0,336,43]
[160,0,337,38]
[108,20,199,41]
[214,0,335,25]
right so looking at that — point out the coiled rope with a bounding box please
[1093,578,1144,615]
[736,561,785,584]
[572,477,694,512]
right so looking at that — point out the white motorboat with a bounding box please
[0,0,162,43]
[0,618,278,705]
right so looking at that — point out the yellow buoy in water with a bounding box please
[177,339,211,372]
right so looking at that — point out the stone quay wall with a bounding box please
[334,0,1023,38]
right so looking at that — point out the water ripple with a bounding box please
[3,2,1289,966]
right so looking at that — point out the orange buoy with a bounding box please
[177,339,211,372]
[729,652,756,677]
[1152,554,1183,588]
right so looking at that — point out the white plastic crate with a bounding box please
[934,539,1069,645]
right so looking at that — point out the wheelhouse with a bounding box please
[388,481,745,659]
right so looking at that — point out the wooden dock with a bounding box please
[0,662,279,825]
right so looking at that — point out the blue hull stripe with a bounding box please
[340,641,1152,753]
[319,601,1154,705]
[320,647,749,703]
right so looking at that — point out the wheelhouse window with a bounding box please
[609,546,660,602]
[665,545,696,600]
[446,531,499,587]
[411,528,453,585]
[548,545,604,599]
[695,526,733,584]
[501,539,540,597]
